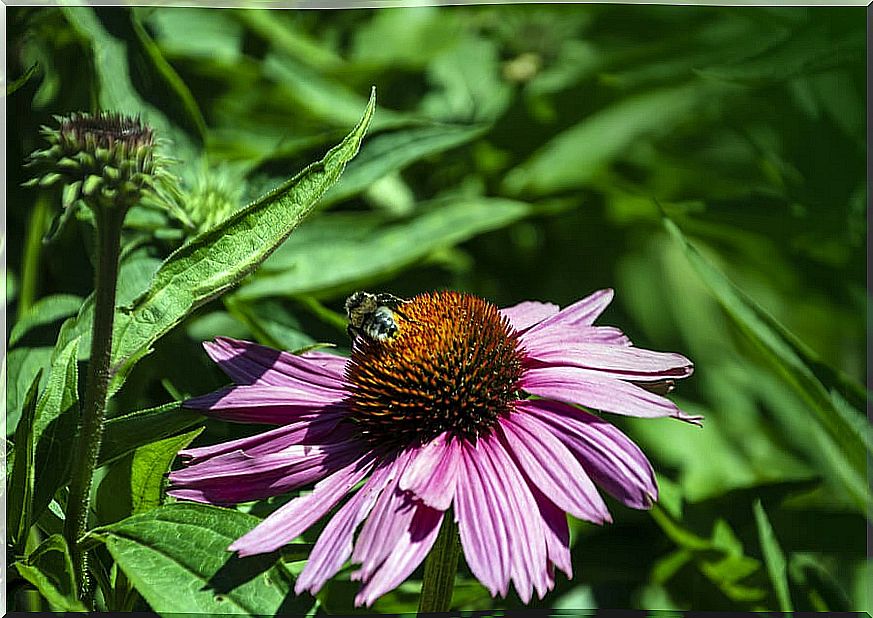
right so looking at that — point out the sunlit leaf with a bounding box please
[108,92,375,389]
[94,503,313,615]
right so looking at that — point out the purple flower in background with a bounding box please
[168,289,697,606]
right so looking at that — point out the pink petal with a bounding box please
[354,505,443,607]
[525,289,614,336]
[500,300,560,331]
[476,434,551,602]
[228,454,375,556]
[523,340,694,381]
[352,450,418,580]
[499,413,611,524]
[522,365,703,424]
[295,461,396,595]
[521,326,631,348]
[185,384,345,424]
[204,337,346,391]
[168,438,363,505]
[520,399,657,508]
[454,441,511,597]
[398,432,460,511]
[530,485,572,579]
[178,413,348,463]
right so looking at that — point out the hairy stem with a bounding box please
[64,205,126,602]
[418,513,460,613]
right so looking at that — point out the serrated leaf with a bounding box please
[8,369,44,553]
[107,91,375,389]
[320,122,489,207]
[663,215,872,513]
[31,337,80,524]
[95,503,313,615]
[14,534,87,612]
[239,197,531,299]
[9,294,83,348]
[754,500,793,612]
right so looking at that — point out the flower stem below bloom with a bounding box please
[64,204,126,602]
[418,512,460,613]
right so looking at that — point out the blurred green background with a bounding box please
[6,4,868,613]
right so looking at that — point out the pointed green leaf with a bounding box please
[320,122,489,208]
[97,427,203,524]
[8,369,44,554]
[99,401,203,467]
[754,500,793,612]
[663,215,872,513]
[9,294,83,348]
[31,337,81,524]
[108,91,376,388]
[239,197,531,299]
[94,503,313,615]
[14,534,87,612]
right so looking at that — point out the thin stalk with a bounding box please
[418,512,460,613]
[64,205,126,602]
[17,195,50,315]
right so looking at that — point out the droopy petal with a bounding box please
[351,450,418,580]
[229,454,374,556]
[476,434,550,602]
[523,340,693,381]
[522,365,703,425]
[354,505,443,607]
[204,337,346,390]
[454,442,511,597]
[520,399,657,508]
[530,485,572,579]
[524,289,614,336]
[500,300,560,331]
[178,412,348,464]
[398,432,461,511]
[295,461,396,595]
[499,412,610,524]
[168,439,363,505]
[185,384,344,424]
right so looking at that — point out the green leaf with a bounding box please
[9,294,83,348]
[8,369,44,554]
[99,401,203,467]
[503,83,711,196]
[98,427,203,524]
[94,503,313,615]
[31,337,80,525]
[108,91,376,389]
[754,500,793,612]
[239,197,531,299]
[5,346,53,436]
[14,534,87,612]
[663,215,872,513]
[320,123,489,208]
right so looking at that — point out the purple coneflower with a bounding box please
[168,289,697,606]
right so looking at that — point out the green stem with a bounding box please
[64,205,126,602]
[418,512,460,613]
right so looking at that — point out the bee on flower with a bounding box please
[169,289,698,606]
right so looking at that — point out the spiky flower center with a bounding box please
[345,291,525,449]
[25,112,171,212]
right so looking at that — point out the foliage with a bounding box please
[6,3,867,614]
